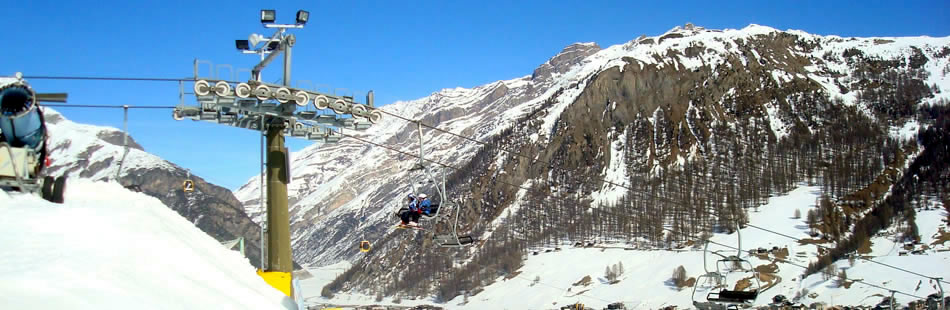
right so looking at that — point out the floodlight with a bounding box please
[296,10,309,25]
[266,40,280,51]
[249,34,267,47]
[261,10,276,24]
[235,40,250,51]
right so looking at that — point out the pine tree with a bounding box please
[836,269,848,287]
[672,265,687,289]
[806,210,818,236]
[604,266,615,282]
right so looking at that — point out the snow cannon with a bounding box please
[0,73,67,203]
[0,80,46,150]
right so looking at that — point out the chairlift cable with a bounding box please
[22,75,241,83]
[43,104,177,109]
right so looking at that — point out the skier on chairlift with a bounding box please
[417,193,439,215]
[397,193,421,227]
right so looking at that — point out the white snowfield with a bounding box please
[0,180,295,310]
[306,186,950,309]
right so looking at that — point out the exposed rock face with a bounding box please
[532,42,602,81]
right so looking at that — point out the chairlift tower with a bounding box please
[173,9,381,298]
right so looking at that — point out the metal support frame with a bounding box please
[0,143,41,192]
[259,116,266,269]
[115,105,129,181]
[889,290,896,310]
[936,277,945,310]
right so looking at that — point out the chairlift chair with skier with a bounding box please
[393,121,475,247]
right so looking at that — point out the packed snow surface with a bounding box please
[0,180,294,310]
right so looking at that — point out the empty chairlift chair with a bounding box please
[692,224,760,309]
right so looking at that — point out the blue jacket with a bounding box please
[419,198,432,214]
[407,198,419,212]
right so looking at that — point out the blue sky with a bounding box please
[3,1,948,190]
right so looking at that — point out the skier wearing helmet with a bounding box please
[417,193,432,215]
[396,193,420,227]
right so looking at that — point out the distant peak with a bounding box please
[740,23,780,34]
[532,42,601,81]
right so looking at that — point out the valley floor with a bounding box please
[304,186,950,309]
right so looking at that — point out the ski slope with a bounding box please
[0,180,296,310]
[308,186,950,309]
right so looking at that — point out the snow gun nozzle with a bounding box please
[0,84,36,119]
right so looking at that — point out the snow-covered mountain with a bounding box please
[0,180,295,309]
[39,108,268,268]
[236,23,950,263]
[234,23,950,306]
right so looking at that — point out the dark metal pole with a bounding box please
[265,120,291,273]
[265,35,294,274]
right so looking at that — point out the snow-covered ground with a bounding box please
[308,186,950,309]
[0,180,295,310]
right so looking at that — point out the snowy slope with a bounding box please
[0,180,294,310]
[307,186,950,309]
[31,105,270,269]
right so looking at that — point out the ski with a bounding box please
[395,224,427,231]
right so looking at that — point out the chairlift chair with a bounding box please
[183,170,195,193]
[692,224,760,309]
[399,121,475,248]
